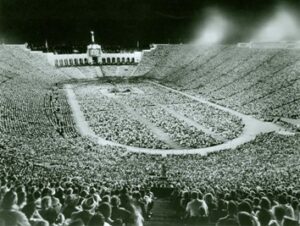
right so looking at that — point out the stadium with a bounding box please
[0,0,300,226]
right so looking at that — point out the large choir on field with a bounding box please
[74,84,243,149]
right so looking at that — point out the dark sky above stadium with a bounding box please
[1,0,300,48]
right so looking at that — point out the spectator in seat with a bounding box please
[238,212,257,226]
[132,192,147,218]
[88,213,105,226]
[238,201,260,226]
[34,190,42,209]
[120,194,144,226]
[253,198,261,213]
[62,194,80,219]
[0,190,31,226]
[217,201,239,226]
[267,193,278,207]
[71,197,96,225]
[38,196,58,225]
[22,194,45,224]
[111,195,131,224]
[144,189,154,217]
[256,197,273,226]
[272,194,295,219]
[97,202,114,226]
[270,206,286,226]
[185,191,208,223]
[291,200,299,222]
[180,191,190,218]
[239,201,253,214]
[22,194,38,219]
[102,195,111,204]
[204,193,218,223]
[16,191,27,209]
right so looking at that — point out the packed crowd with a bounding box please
[1,131,300,226]
[44,88,78,138]
[135,45,300,120]
[0,45,300,226]
[172,185,300,226]
[0,175,154,226]
[74,86,170,149]
[136,104,220,148]
[73,83,243,149]
[170,103,243,140]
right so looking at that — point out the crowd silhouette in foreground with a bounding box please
[1,174,300,226]
[0,177,154,226]
[172,187,300,226]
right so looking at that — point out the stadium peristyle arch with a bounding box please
[47,31,143,67]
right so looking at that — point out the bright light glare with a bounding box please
[251,7,300,42]
[192,10,231,45]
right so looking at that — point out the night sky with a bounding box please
[1,0,300,48]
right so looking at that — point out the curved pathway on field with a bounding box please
[65,82,294,156]
[281,118,300,127]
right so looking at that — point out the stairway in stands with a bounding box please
[145,199,183,226]
[145,199,215,226]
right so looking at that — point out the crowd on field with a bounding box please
[74,83,243,149]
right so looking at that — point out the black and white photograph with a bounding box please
[0,0,300,225]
